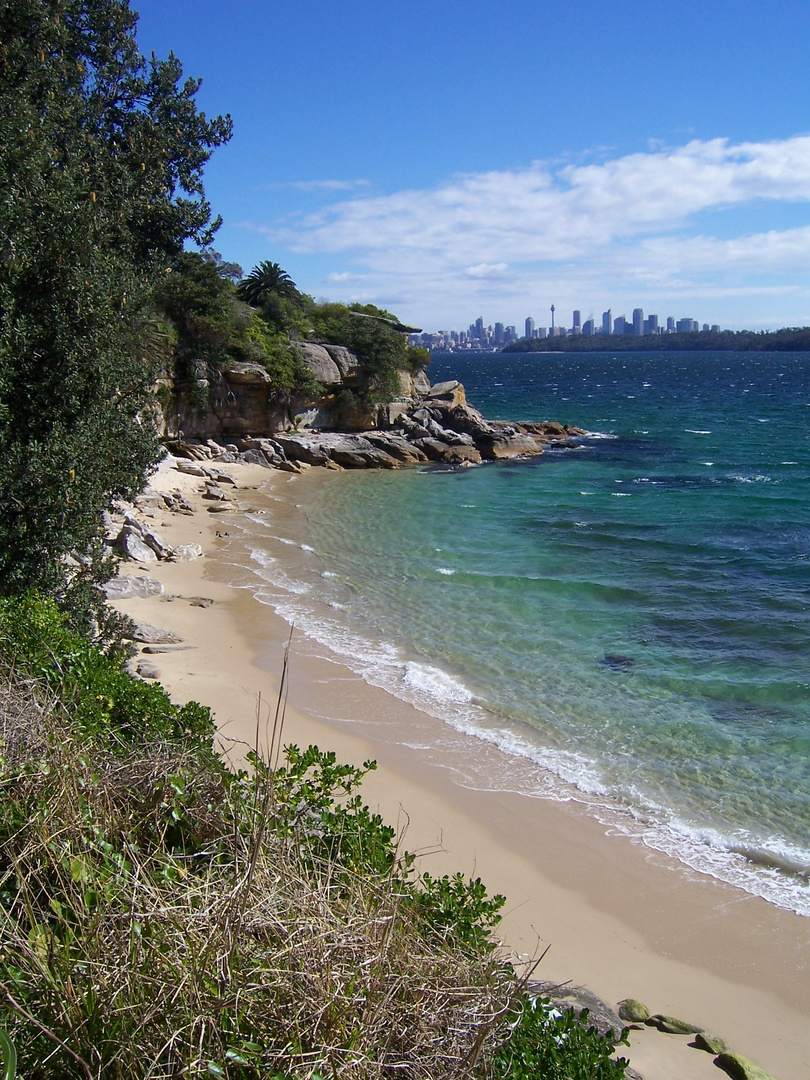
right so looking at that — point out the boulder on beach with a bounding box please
[103,576,164,600]
[617,998,650,1024]
[645,1013,703,1035]
[715,1051,778,1080]
[129,622,184,645]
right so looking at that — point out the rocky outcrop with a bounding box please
[165,378,588,473]
[156,337,588,473]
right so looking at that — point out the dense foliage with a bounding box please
[0,596,628,1079]
[504,326,810,352]
[309,303,425,403]
[0,0,230,631]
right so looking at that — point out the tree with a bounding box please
[0,0,231,637]
[236,260,301,307]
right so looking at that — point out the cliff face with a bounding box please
[161,343,431,440]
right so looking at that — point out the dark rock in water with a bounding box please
[603,653,636,670]
[645,1013,703,1035]
[714,1051,777,1080]
[529,982,626,1042]
[693,1032,729,1054]
[617,998,651,1024]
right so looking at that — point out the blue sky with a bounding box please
[133,0,810,332]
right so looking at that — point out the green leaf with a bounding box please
[0,1030,17,1080]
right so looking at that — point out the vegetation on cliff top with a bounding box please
[161,251,428,406]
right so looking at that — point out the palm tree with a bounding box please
[236,261,300,307]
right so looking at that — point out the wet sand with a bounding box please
[112,458,810,1080]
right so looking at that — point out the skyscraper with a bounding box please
[525,316,535,339]
[633,308,644,336]
[602,309,612,335]
[572,310,582,334]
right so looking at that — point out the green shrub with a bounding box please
[0,593,215,750]
[485,996,629,1080]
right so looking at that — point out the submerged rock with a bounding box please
[603,653,636,670]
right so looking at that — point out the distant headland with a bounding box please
[501,326,810,352]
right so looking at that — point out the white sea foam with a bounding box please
[244,513,273,528]
[437,567,455,575]
[685,429,711,434]
[301,544,314,552]
[403,662,473,704]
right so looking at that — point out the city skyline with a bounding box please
[414,305,723,351]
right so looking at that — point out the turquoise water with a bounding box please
[233,351,810,914]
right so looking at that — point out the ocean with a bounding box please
[219,351,810,916]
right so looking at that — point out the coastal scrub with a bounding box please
[0,595,629,1078]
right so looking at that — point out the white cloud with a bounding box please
[465,262,509,278]
[257,135,810,327]
[257,178,371,193]
[326,271,364,283]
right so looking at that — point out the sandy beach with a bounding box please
[112,457,810,1080]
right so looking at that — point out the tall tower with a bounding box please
[602,309,612,335]
[633,307,644,336]
[572,309,581,334]
[550,305,555,334]
[525,316,535,339]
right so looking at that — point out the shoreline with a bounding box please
[112,457,810,1080]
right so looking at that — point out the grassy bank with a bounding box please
[0,594,628,1079]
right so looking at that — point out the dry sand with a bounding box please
[112,457,810,1080]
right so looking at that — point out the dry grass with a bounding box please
[0,674,515,1079]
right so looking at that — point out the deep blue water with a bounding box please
[235,352,810,914]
